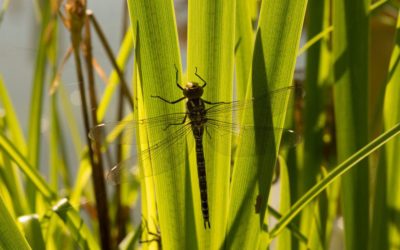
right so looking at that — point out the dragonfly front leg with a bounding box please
[174,64,184,90]
[151,95,186,104]
[203,99,232,105]
[164,114,187,130]
[195,67,207,87]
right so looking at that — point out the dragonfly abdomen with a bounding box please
[195,136,210,229]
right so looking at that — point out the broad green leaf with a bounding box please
[127,1,184,249]
[227,0,307,249]
[187,0,235,246]
[300,0,331,249]
[383,8,400,249]
[333,0,370,249]
[303,0,331,190]
[235,0,254,101]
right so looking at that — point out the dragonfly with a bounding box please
[89,66,297,229]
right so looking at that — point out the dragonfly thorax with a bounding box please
[183,82,204,99]
[187,99,207,129]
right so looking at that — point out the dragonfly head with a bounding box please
[183,82,204,99]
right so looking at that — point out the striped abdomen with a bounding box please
[195,136,210,229]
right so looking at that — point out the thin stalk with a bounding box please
[62,1,112,248]
[115,2,130,243]
[72,41,112,250]
[88,11,134,112]
[82,14,112,250]
[267,206,308,244]
[115,89,127,244]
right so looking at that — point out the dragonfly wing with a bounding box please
[203,121,297,157]
[88,112,188,145]
[206,85,296,117]
[102,122,192,184]
[137,123,192,177]
[105,155,138,185]
[202,85,298,156]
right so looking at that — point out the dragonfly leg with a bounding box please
[174,64,184,90]
[195,67,207,87]
[139,233,161,246]
[151,95,186,104]
[140,217,162,246]
[164,114,187,130]
[203,99,232,105]
[139,238,159,244]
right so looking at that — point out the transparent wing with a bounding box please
[202,85,298,155]
[205,85,296,117]
[89,112,189,145]
[89,114,193,183]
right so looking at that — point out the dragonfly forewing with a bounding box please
[89,116,194,183]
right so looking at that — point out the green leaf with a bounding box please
[18,214,46,250]
[235,0,255,101]
[51,198,100,250]
[0,132,113,249]
[0,76,30,215]
[26,1,57,210]
[127,0,184,249]
[382,8,400,249]
[333,1,370,249]
[226,0,307,248]
[0,75,27,154]
[97,29,134,121]
[187,0,235,245]
[300,0,332,248]
[0,132,56,201]
[0,195,31,250]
